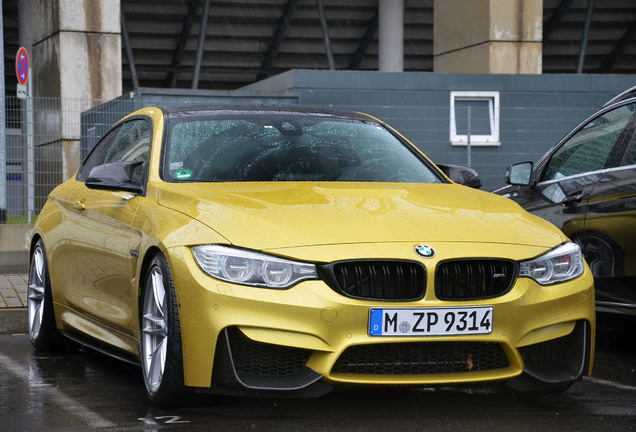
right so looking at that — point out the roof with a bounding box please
[157,103,375,121]
[602,86,636,107]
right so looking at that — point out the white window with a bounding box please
[450,91,500,146]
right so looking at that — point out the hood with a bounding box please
[156,182,566,250]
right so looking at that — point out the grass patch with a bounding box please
[5,214,36,224]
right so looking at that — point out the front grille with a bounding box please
[227,327,312,376]
[319,260,426,301]
[435,259,517,300]
[331,342,509,375]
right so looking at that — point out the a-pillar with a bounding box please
[433,0,542,74]
[31,0,122,204]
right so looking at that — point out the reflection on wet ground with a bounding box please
[0,333,634,432]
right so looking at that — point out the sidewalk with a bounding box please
[0,273,28,334]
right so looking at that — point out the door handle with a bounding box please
[73,199,86,211]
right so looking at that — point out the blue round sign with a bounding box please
[16,47,29,85]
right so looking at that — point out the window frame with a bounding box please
[449,91,500,146]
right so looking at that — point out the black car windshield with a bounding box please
[163,113,442,183]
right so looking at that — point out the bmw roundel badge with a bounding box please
[414,244,435,258]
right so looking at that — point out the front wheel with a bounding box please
[141,252,190,407]
[28,239,65,351]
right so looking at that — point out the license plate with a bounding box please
[368,306,493,336]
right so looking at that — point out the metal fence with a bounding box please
[1,96,137,224]
[1,95,596,224]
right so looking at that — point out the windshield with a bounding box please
[163,113,442,183]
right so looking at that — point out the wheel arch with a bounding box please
[29,233,43,259]
[570,230,625,278]
[137,245,164,318]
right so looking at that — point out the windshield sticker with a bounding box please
[170,162,184,171]
[174,169,193,180]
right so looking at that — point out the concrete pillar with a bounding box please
[433,0,542,74]
[378,0,404,72]
[32,0,122,189]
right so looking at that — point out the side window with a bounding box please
[103,120,152,183]
[622,139,636,166]
[77,126,120,181]
[77,119,152,183]
[542,104,636,181]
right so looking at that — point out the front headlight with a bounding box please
[519,242,584,285]
[191,245,318,289]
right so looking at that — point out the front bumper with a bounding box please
[166,242,595,394]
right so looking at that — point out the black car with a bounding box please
[495,87,636,320]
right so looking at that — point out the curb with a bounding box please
[0,308,28,334]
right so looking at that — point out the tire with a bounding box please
[27,239,66,351]
[140,252,190,407]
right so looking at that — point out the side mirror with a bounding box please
[85,161,145,194]
[505,161,533,186]
[437,164,482,189]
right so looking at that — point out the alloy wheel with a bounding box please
[142,266,168,394]
[27,244,46,342]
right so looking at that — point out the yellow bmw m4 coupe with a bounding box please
[28,105,595,406]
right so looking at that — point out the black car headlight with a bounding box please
[519,242,585,285]
[192,245,318,288]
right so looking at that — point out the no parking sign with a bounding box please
[16,47,29,84]
[16,47,29,99]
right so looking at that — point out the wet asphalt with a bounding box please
[0,331,634,432]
